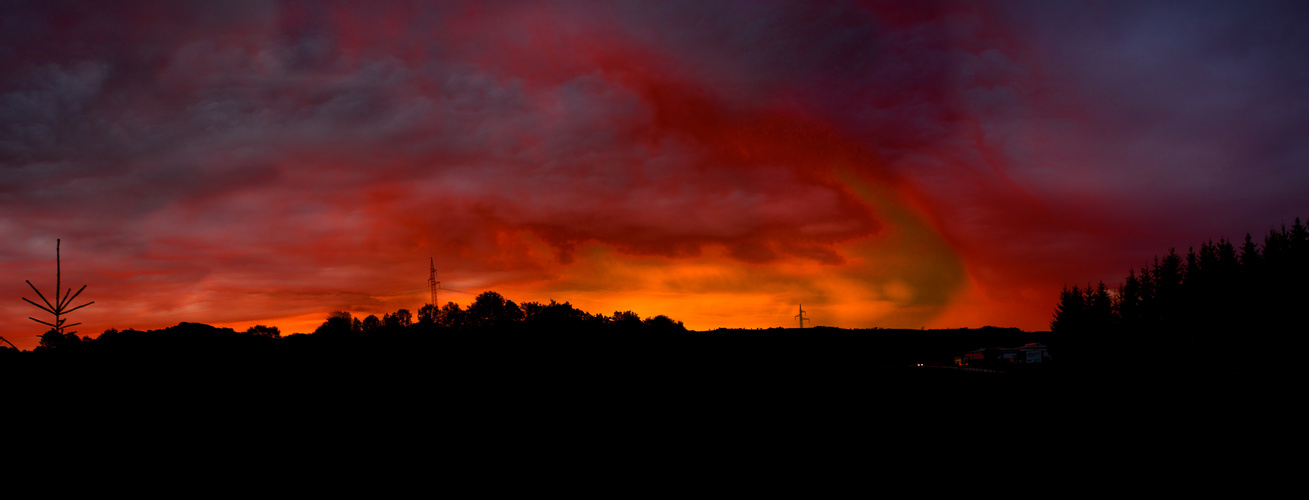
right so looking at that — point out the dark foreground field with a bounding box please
[7,323,1293,487]
[5,323,1276,417]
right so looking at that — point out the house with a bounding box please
[956,343,1051,366]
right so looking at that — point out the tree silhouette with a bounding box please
[1152,249,1183,326]
[23,239,94,338]
[384,309,412,329]
[417,304,438,326]
[1116,270,1143,331]
[521,300,599,331]
[314,311,355,336]
[1050,285,1085,334]
[38,328,81,350]
[437,302,466,330]
[361,314,382,333]
[642,315,686,332]
[1085,282,1113,333]
[613,310,642,329]
[1052,217,1309,373]
[467,291,521,330]
[245,325,281,338]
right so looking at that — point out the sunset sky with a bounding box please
[3,1,1308,350]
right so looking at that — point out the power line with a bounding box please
[438,287,478,295]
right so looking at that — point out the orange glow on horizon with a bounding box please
[482,163,975,331]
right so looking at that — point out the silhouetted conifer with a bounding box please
[1137,264,1156,329]
[1240,234,1261,275]
[1050,285,1085,334]
[1152,250,1184,328]
[1117,270,1143,332]
[1085,282,1113,333]
[1053,217,1309,374]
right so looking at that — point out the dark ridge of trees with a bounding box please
[14,289,1043,374]
[0,290,692,369]
[258,291,691,342]
[1050,218,1309,371]
[245,325,280,338]
[52,322,280,353]
[11,288,1054,369]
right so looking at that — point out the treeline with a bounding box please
[1051,218,1309,359]
[3,290,688,355]
[310,291,687,337]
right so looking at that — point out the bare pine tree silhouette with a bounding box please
[23,239,93,336]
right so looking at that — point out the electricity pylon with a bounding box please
[23,239,94,336]
[428,257,440,307]
[795,304,810,328]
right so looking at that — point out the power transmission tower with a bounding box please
[795,303,810,328]
[428,257,440,307]
[23,239,94,336]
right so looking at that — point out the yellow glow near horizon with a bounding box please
[508,164,970,330]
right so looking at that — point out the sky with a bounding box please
[3,1,1308,350]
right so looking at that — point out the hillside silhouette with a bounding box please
[11,219,1306,402]
[6,259,1290,453]
[4,291,1042,366]
[2,288,1067,397]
